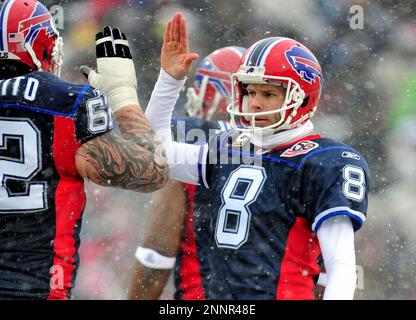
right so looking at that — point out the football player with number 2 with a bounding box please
[0,0,168,299]
[145,12,370,300]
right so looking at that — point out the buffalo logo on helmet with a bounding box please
[285,46,323,84]
[8,2,56,47]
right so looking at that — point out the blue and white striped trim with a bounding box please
[312,206,366,233]
[244,37,288,67]
[0,0,15,52]
[198,144,209,189]
[256,38,287,67]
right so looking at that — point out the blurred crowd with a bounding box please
[42,0,416,299]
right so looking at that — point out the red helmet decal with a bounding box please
[1,0,59,72]
[189,46,246,118]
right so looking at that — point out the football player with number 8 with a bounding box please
[145,12,371,300]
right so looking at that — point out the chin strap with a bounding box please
[24,42,43,71]
[23,36,64,78]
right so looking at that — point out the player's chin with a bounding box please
[253,119,272,127]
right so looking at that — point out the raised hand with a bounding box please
[161,12,199,80]
[80,26,140,113]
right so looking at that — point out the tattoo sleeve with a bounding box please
[77,106,169,192]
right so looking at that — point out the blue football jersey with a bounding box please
[199,130,370,300]
[171,116,231,300]
[0,71,112,299]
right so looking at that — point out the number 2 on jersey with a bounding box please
[0,118,47,213]
[215,166,267,249]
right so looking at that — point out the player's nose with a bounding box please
[249,94,264,112]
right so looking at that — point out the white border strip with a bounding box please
[243,39,263,65]
[312,206,366,232]
[95,36,112,45]
[113,39,129,46]
[199,144,209,189]
[135,246,176,269]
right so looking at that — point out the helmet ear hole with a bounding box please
[43,49,48,62]
[300,96,309,108]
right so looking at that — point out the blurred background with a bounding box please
[42,0,416,299]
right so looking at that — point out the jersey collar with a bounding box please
[251,120,316,150]
[255,134,321,156]
[270,134,321,152]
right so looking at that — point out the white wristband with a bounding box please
[106,87,140,113]
[135,246,176,270]
[89,57,140,113]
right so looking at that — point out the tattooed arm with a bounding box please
[75,26,168,192]
[76,105,169,193]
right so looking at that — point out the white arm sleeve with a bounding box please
[145,69,206,185]
[317,215,357,300]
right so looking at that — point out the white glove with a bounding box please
[80,26,140,113]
